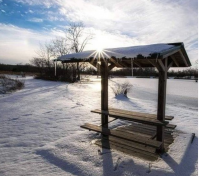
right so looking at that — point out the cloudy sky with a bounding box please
[0,0,198,65]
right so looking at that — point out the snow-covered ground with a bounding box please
[0,76,197,176]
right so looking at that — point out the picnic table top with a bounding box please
[91,108,172,126]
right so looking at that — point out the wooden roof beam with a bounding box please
[158,60,166,72]
[147,59,167,72]
[117,60,129,67]
[108,63,116,71]
[162,49,180,58]
[133,60,142,68]
[89,61,100,68]
[122,60,131,67]
[123,60,142,68]
[90,58,95,65]
[147,60,162,71]
[179,50,189,67]
[167,60,173,71]
[110,58,123,67]
[170,55,179,67]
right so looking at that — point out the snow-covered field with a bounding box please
[0,76,197,176]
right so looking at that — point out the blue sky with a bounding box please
[0,0,198,66]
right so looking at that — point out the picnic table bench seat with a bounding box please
[80,123,162,149]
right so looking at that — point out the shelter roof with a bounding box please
[57,42,191,68]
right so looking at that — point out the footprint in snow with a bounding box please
[114,157,121,171]
[10,117,19,121]
[22,114,32,117]
[44,111,52,114]
[76,102,83,106]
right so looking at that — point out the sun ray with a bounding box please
[103,49,130,58]
[102,50,111,58]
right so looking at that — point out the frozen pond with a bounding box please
[110,78,198,109]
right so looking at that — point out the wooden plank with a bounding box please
[107,136,156,153]
[165,124,176,129]
[121,123,174,135]
[114,130,174,146]
[108,108,174,120]
[128,122,175,132]
[95,139,158,161]
[81,123,162,148]
[115,127,173,140]
[108,136,172,154]
[99,117,117,126]
[110,123,175,153]
[91,109,168,126]
[115,128,152,138]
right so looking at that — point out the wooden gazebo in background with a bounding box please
[57,42,191,158]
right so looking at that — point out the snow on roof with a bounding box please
[57,43,179,61]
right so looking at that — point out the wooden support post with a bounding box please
[100,59,109,128]
[54,60,57,77]
[156,58,167,153]
[62,62,65,76]
[77,62,80,81]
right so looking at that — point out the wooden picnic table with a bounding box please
[81,107,176,151]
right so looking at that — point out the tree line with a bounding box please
[110,67,198,78]
[0,62,197,79]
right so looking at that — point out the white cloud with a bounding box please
[56,0,198,64]
[1,10,5,13]
[6,0,199,65]
[0,24,64,64]
[28,10,34,13]
[28,18,43,23]
[14,0,55,8]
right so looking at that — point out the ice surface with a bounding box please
[0,76,197,176]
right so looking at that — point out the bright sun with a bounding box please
[96,46,104,53]
[94,33,104,53]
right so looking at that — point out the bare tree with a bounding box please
[30,22,93,82]
[50,37,75,81]
[195,59,198,70]
[35,43,54,69]
[30,42,55,77]
[51,37,70,57]
[66,22,93,80]
[30,57,46,76]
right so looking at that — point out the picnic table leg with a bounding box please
[101,59,108,129]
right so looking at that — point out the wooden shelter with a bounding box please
[57,42,191,156]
